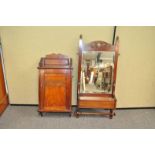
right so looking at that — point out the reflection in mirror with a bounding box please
[80,51,115,94]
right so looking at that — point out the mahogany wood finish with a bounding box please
[38,53,72,116]
[0,55,9,116]
[76,35,119,119]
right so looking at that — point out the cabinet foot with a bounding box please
[39,112,43,117]
[69,112,72,117]
[109,109,113,119]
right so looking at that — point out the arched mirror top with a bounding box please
[79,35,116,52]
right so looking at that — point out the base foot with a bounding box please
[69,112,72,117]
[75,112,80,118]
[39,112,43,117]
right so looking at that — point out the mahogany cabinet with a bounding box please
[76,35,119,119]
[0,51,9,116]
[38,54,72,116]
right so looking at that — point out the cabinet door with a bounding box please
[43,71,68,111]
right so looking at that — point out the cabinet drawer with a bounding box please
[79,100,116,109]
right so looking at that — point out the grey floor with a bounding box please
[0,105,155,129]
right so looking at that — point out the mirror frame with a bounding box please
[77,35,119,97]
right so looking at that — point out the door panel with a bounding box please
[44,73,67,111]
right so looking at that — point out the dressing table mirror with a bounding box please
[76,35,119,118]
